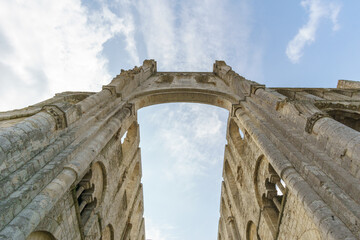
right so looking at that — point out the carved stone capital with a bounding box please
[42,105,67,130]
[305,112,330,133]
[124,103,135,116]
[102,85,117,96]
[250,84,265,95]
[231,104,243,117]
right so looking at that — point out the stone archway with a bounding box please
[0,60,359,240]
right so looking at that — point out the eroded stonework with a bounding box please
[0,60,359,240]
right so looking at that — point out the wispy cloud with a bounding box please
[0,0,138,111]
[148,104,226,181]
[145,218,177,240]
[134,0,262,78]
[135,0,178,68]
[286,0,341,63]
[0,0,263,112]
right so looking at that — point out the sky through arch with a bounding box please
[138,103,228,240]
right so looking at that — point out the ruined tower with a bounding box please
[0,60,359,240]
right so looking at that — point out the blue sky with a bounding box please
[0,0,359,239]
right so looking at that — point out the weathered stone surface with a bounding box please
[337,80,360,89]
[0,59,359,240]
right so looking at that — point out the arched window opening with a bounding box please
[76,170,95,225]
[76,162,105,227]
[327,109,360,132]
[229,119,246,155]
[121,122,139,159]
[255,156,287,238]
[266,165,286,211]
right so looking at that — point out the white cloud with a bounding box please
[286,0,341,63]
[135,0,178,69]
[148,104,226,180]
[0,0,138,111]
[134,0,262,78]
[0,0,263,112]
[122,14,140,65]
[145,218,177,240]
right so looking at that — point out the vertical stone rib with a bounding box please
[234,108,357,240]
[0,105,132,240]
[64,105,131,181]
[0,112,57,181]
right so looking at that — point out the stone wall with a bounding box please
[217,61,360,239]
[0,59,359,240]
[337,79,360,89]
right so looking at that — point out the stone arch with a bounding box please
[254,155,286,238]
[228,118,246,155]
[27,231,56,240]
[76,161,106,227]
[133,89,235,111]
[254,155,266,208]
[127,70,242,112]
[121,121,139,160]
[254,155,284,207]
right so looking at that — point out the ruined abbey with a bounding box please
[0,60,359,240]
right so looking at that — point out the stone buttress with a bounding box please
[0,60,359,240]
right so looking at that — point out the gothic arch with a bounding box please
[125,70,242,112]
[132,88,236,111]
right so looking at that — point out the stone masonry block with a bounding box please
[0,225,26,240]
